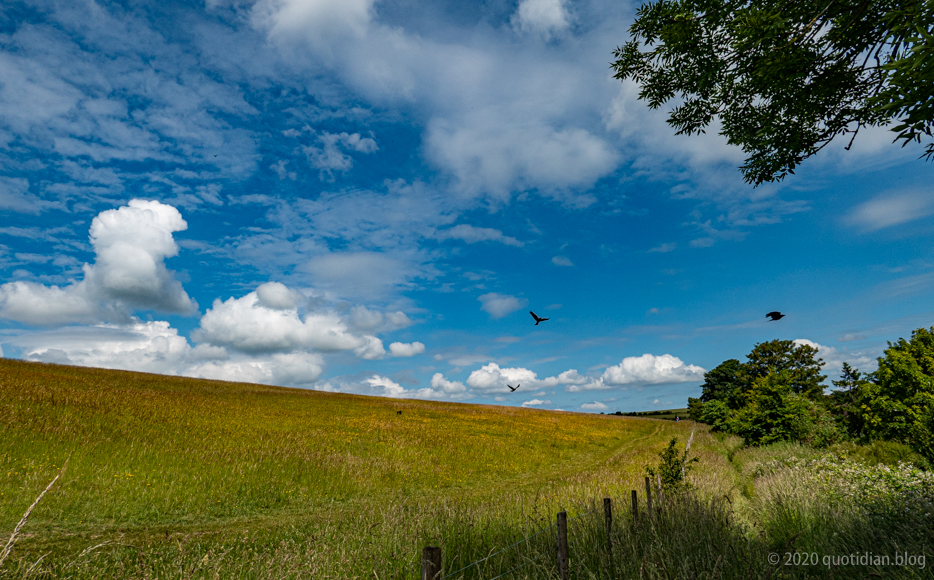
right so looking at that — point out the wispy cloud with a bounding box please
[478,292,528,319]
[434,224,524,247]
[845,189,934,231]
[551,255,573,266]
[648,242,676,253]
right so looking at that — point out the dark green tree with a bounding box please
[860,326,934,460]
[687,396,705,420]
[697,398,733,430]
[699,358,745,405]
[612,0,934,186]
[827,362,872,440]
[741,339,826,400]
[693,339,826,433]
[730,370,841,446]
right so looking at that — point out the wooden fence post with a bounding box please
[603,497,612,555]
[421,546,441,580]
[645,476,653,519]
[557,511,569,580]
[656,473,665,507]
[631,490,638,524]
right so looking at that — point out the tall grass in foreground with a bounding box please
[6,481,928,579]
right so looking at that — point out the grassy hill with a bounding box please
[2,359,931,579]
[0,358,715,578]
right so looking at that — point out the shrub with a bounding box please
[645,437,698,491]
[728,371,843,447]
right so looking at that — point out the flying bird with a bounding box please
[530,311,549,325]
[508,384,520,392]
[766,311,785,321]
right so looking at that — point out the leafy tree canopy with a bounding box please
[742,339,827,399]
[696,340,826,411]
[827,362,873,439]
[730,370,841,446]
[699,358,745,403]
[858,326,934,459]
[612,0,934,186]
[872,325,934,400]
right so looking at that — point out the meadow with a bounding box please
[0,358,931,579]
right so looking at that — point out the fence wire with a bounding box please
[485,553,543,580]
[438,503,603,579]
[439,521,556,580]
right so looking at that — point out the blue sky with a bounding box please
[1,0,932,413]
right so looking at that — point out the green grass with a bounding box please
[0,358,703,578]
[2,359,931,579]
[612,408,689,421]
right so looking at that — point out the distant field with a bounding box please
[609,408,689,421]
[0,358,715,578]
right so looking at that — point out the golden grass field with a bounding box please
[0,358,730,578]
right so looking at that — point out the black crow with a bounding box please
[508,384,520,392]
[397,410,402,415]
[766,311,785,321]
[530,311,549,325]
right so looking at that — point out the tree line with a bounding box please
[688,326,934,464]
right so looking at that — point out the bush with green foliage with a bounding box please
[842,326,934,462]
[695,327,934,463]
[694,340,830,445]
[838,440,930,470]
[727,370,842,447]
[645,437,698,491]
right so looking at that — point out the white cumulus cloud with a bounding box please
[522,398,550,407]
[0,199,196,326]
[194,352,325,386]
[193,284,384,359]
[304,131,378,180]
[793,338,878,377]
[15,321,327,386]
[389,341,425,357]
[252,0,376,56]
[466,362,538,393]
[601,354,706,386]
[538,369,588,387]
[429,373,469,397]
[512,0,572,38]
[552,256,573,266]
[566,354,706,391]
[316,372,472,400]
[347,305,414,333]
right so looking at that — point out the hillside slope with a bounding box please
[0,358,716,578]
